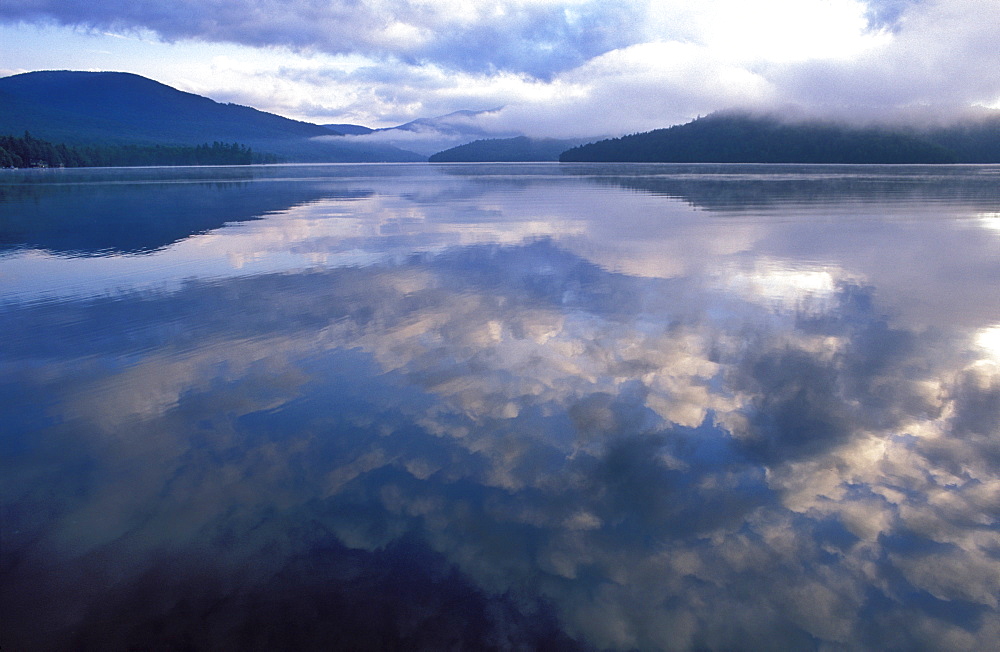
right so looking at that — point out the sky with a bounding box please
[2,0,999,136]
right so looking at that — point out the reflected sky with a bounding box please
[2,164,1000,650]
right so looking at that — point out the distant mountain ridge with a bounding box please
[382,109,504,136]
[334,108,523,156]
[10,71,1000,166]
[0,71,424,162]
[323,124,375,135]
[429,136,592,162]
[560,112,1000,164]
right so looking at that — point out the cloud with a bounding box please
[481,41,778,138]
[0,0,645,78]
[6,0,998,136]
[9,0,997,133]
[476,0,1000,135]
[864,0,926,29]
[768,0,1000,119]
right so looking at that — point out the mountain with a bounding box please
[429,136,592,162]
[922,119,1000,163]
[337,108,521,156]
[384,109,504,136]
[0,71,424,162]
[559,113,999,164]
[323,124,375,135]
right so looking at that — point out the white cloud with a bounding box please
[769,0,1000,118]
[4,0,999,134]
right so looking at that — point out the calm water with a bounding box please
[2,163,1000,650]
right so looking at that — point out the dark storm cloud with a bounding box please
[0,0,643,77]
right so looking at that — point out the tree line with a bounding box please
[559,113,1000,164]
[0,133,280,168]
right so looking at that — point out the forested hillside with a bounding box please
[924,119,1000,163]
[0,71,424,162]
[559,113,1000,163]
[0,133,278,168]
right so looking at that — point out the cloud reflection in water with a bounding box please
[2,164,1000,650]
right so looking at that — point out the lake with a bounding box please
[2,163,1000,650]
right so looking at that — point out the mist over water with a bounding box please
[2,163,1000,650]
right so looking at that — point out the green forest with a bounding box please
[0,133,280,168]
[559,113,1000,163]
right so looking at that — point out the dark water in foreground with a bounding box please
[2,163,1000,650]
